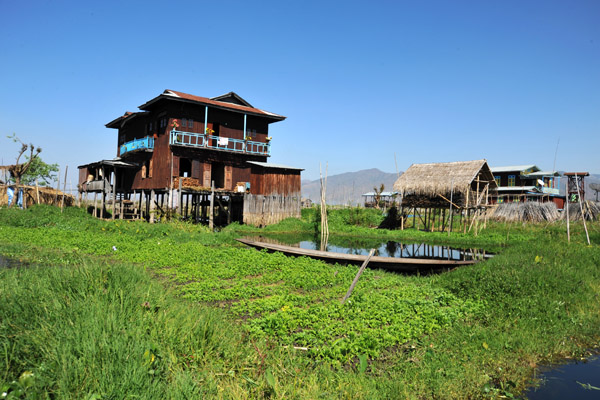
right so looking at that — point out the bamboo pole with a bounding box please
[341,249,375,305]
[209,181,215,230]
[566,192,570,243]
[575,174,590,245]
[178,178,182,216]
[149,189,155,224]
[448,179,454,235]
[35,179,40,205]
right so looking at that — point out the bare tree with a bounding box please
[5,134,42,207]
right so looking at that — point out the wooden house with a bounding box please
[489,165,564,208]
[78,90,302,225]
[393,160,497,233]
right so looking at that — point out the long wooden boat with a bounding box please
[236,238,477,273]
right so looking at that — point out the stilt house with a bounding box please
[489,165,564,208]
[393,160,497,232]
[78,90,302,225]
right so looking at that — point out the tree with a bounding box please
[5,134,56,186]
[373,183,385,209]
[17,156,58,186]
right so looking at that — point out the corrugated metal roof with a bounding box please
[490,165,538,173]
[523,171,560,177]
[496,186,540,192]
[246,161,303,171]
[362,192,398,197]
[78,158,139,169]
[139,90,286,121]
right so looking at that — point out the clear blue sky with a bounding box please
[1,0,598,185]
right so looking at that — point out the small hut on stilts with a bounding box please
[393,159,497,235]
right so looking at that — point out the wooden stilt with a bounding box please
[93,192,98,217]
[112,171,117,220]
[209,182,215,230]
[150,189,155,224]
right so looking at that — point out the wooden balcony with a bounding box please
[120,136,154,156]
[170,130,270,156]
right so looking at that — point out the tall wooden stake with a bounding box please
[575,174,590,245]
[209,181,215,230]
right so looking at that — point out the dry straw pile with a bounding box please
[492,202,560,222]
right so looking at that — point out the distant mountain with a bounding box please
[301,168,400,205]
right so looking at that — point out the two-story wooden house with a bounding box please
[78,90,302,225]
[490,165,564,208]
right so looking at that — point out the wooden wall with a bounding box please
[250,166,301,196]
[243,194,301,226]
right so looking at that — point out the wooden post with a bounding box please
[93,192,98,217]
[209,181,215,230]
[111,170,117,220]
[464,187,469,234]
[178,178,182,216]
[35,179,40,205]
[227,195,232,225]
[566,190,570,243]
[100,166,105,218]
[60,165,68,212]
[55,169,61,206]
[341,249,376,305]
[150,189,155,224]
[448,178,454,236]
[575,174,591,245]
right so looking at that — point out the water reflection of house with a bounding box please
[490,165,564,208]
[362,191,399,208]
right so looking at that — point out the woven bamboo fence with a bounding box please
[0,184,75,208]
[243,194,300,227]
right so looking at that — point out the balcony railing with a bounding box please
[120,136,154,156]
[541,187,560,195]
[170,130,270,156]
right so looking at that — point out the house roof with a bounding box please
[393,159,497,196]
[490,165,539,173]
[523,171,561,178]
[362,192,398,197]
[105,111,149,129]
[496,186,540,192]
[78,158,139,169]
[246,161,303,171]
[138,90,286,122]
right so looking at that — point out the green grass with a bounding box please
[1,205,600,399]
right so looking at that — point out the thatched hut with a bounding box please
[393,160,497,233]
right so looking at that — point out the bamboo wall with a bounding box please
[243,194,300,227]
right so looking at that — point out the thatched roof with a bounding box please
[393,159,497,197]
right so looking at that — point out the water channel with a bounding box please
[243,234,493,262]
[525,356,600,399]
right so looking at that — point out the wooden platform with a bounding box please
[236,238,477,273]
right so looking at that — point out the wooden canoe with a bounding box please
[236,238,477,273]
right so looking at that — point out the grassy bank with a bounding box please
[1,205,599,398]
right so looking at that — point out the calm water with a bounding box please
[246,236,492,262]
[0,254,25,268]
[526,357,600,399]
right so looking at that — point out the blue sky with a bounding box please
[1,0,598,185]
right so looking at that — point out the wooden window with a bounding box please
[508,175,515,187]
[182,118,187,128]
[494,176,501,186]
[149,122,153,132]
[188,119,193,130]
